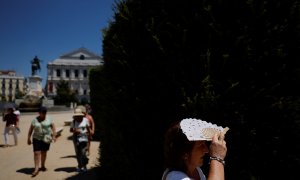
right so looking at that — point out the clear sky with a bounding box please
[0,0,116,86]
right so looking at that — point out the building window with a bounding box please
[75,70,79,78]
[56,69,61,77]
[49,82,53,93]
[9,80,12,89]
[80,55,85,60]
[83,89,87,95]
[83,70,87,78]
[66,69,70,78]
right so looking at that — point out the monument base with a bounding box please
[16,75,53,111]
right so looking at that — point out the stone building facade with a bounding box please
[0,70,26,101]
[46,47,103,102]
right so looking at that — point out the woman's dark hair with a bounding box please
[38,106,47,114]
[163,121,195,172]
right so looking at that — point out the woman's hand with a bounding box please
[72,128,81,134]
[27,138,32,145]
[209,132,227,159]
[52,136,56,143]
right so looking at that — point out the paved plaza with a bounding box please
[0,110,100,180]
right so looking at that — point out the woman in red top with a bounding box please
[3,107,19,146]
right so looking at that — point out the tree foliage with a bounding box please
[90,0,300,179]
[53,80,77,106]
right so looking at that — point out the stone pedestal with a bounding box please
[17,75,54,111]
[28,75,44,97]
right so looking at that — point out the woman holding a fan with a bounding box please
[162,118,229,180]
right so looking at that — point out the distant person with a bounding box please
[162,118,229,180]
[85,104,92,114]
[27,107,56,177]
[3,107,19,146]
[76,105,95,156]
[70,108,91,173]
[13,107,21,133]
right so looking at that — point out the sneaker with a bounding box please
[81,167,87,173]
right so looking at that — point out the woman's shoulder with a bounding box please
[163,169,191,180]
[45,115,53,122]
[31,116,38,122]
[162,168,205,180]
[196,167,206,180]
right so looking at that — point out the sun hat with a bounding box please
[73,108,84,117]
[76,105,87,114]
[180,118,229,141]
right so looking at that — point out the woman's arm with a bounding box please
[27,125,34,145]
[207,133,227,180]
[70,120,80,134]
[87,124,92,135]
[87,115,95,135]
[91,116,95,135]
[51,123,57,142]
[16,115,20,127]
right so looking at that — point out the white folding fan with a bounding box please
[180,118,229,141]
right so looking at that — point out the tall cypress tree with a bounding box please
[90,0,300,179]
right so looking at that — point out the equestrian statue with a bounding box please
[31,56,41,76]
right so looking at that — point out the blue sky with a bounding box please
[0,0,116,86]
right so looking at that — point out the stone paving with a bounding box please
[0,110,100,180]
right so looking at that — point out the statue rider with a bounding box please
[31,56,41,76]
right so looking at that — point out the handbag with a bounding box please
[38,119,52,144]
[43,134,52,144]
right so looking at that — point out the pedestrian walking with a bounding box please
[76,105,95,156]
[3,107,19,146]
[70,108,91,173]
[27,106,56,177]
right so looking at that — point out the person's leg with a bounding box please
[12,126,17,145]
[3,127,9,146]
[33,151,41,175]
[41,151,47,169]
[79,141,89,172]
[87,139,91,156]
[73,138,81,170]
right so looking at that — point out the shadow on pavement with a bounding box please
[61,155,77,159]
[55,167,77,173]
[16,167,34,175]
[65,166,99,180]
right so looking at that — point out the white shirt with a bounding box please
[71,117,90,142]
[162,167,206,180]
[13,110,20,116]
